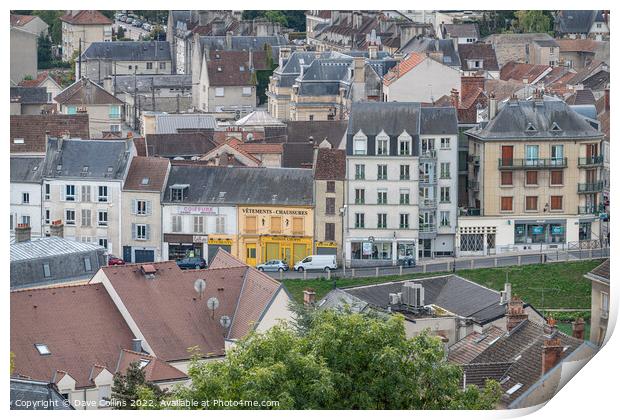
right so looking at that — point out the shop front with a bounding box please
[315,241,338,256]
[514,219,566,245]
[346,238,416,267]
[164,234,207,261]
[206,237,234,264]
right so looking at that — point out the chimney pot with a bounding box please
[14,224,32,243]
[303,288,316,306]
[542,338,564,374]
[506,295,528,332]
[132,338,143,353]
[572,317,586,340]
[50,220,64,238]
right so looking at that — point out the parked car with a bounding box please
[294,255,337,272]
[176,257,207,270]
[256,260,289,272]
[125,17,133,24]
[117,14,126,22]
[108,255,125,266]
[142,23,151,31]
[399,255,416,267]
[133,20,142,27]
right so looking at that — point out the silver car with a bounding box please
[256,260,289,272]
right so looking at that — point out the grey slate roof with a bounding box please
[533,39,559,48]
[10,157,44,183]
[10,378,72,410]
[555,10,603,35]
[42,138,132,180]
[162,166,313,206]
[155,114,217,134]
[466,99,603,141]
[82,41,171,61]
[398,38,461,67]
[199,35,288,53]
[10,87,48,104]
[113,74,192,93]
[338,275,507,325]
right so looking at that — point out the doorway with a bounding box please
[246,243,257,266]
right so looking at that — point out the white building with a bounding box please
[344,102,459,267]
[10,157,44,240]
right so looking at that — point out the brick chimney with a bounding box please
[50,220,64,238]
[461,75,485,101]
[604,88,610,112]
[303,288,316,306]
[14,223,31,243]
[542,338,564,375]
[506,295,528,332]
[572,318,585,340]
[543,317,557,337]
[450,88,460,108]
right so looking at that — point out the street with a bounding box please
[115,20,150,40]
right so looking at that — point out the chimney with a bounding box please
[488,92,498,120]
[368,43,378,60]
[542,338,564,375]
[500,283,512,305]
[450,88,459,108]
[303,288,316,306]
[353,57,365,83]
[604,88,610,112]
[215,154,220,166]
[248,49,254,71]
[225,31,233,49]
[50,220,64,238]
[14,223,31,243]
[506,295,528,332]
[103,77,113,93]
[278,47,291,69]
[543,317,557,337]
[131,338,143,353]
[572,318,585,340]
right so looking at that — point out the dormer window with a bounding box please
[526,123,537,132]
[170,184,189,202]
[551,122,562,132]
[398,131,412,155]
[353,129,367,155]
[376,130,389,156]
[35,343,51,355]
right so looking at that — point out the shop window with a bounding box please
[501,196,513,211]
[397,243,415,259]
[246,216,257,233]
[460,234,484,251]
[526,171,538,186]
[525,196,538,211]
[501,171,513,186]
[550,170,563,186]
[351,241,392,260]
[271,216,282,234]
[550,195,563,210]
[292,217,304,235]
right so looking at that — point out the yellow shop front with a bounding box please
[238,205,314,268]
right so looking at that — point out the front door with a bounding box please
[246,243,257,267]
[281,246,292,267]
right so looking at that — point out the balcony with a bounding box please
[420,150,437,159]
[419,223,437,233]
[578,181,604,193]
[468,180,479,191]
[498,158,568,169]
[419,198,437,208]
[578,206,598,215]
[419,174,437,185]
[460,207,481,216]
[469,155,480,166]
[578,156,604,167]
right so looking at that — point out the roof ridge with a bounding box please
[10,282,101,294]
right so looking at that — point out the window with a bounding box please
[440,138,451,149]
[309,115,314,121]
[135,224,148,240]
[45,183,50,200]
[440,187,450,203]
[421,138,435,155]
[292,217,304,234]
[326,181,335,193]
[325,223,335,241]
[13,137,24,144]
[354,164,365,180]
[159,62,166,70]
[501,171,513,186]
[440,162,450,179]
[400,165,410,180]
[400,189,410,205]
[22,215,31,226]
[326,197,336,214]
[172,215,183,232]
[271,216,282,233]
[377,189,387,204]
[109,105,121,118]
[146,62,153,69]
[110,124,121,133]
[81,209,91,227]
[550,195,563,211]
[136,200,148,215]
[84,257,92,271]
[242,87,252,96]
[355,213,365,228]
[550,170,563,186]
[353,131,367,155]
[245,216,257,233]
[171,187,185,201]
[525,145,539,164]
[376,132,389,155]
[22,193,29,204]
[399,213,409,229]
[81,185,91,202]
[215,216,226,233]
[215,87,225,97]
[501,197,513,212]
[65,185,76,201]
[35,343,51,355]
[551,145,564,165]
[99,238,108,249]
[355,189,365,204]
[128,65,133,70]
[399,136,411,155]
[65,209,75,225]
[193,216,204,233]
[601,291,609,319]
[525,196,538,211]
[440,211,450,227]
[67,106,77,115]
[45,209,50,225]
[377,165,387,180]
[98,210,108,227]
[526,171,538,186]
[377,213,387,228]
[98,186,108,202]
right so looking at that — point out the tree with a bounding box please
[514,10,552,33]
[37,34,53,68]
[112,361,166,410]
[166,310,502,409]
[241,10,306,32]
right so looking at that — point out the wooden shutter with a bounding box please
[526,196,538,211]
[325,223,335,241]
[501,171,513,185]
[145,224,151,241]
[146,200,152,215]
[271,216,282,234]
[326,197,335,214]
[131,199,137,214]
[551,196,563,210]
[292,217,303,235]
[550,170,563,185]
[246,216,257,233]
[501,145,513,162]
[501,197,513,211]
[132,223,137,240]
[526,171,538,185]
[60,185,65,201]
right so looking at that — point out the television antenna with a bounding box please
[207,297,220,319]
[194,279,206,299]
[220,315,231,329]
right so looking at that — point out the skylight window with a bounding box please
[506,383,523,395]
[141,177,150,185]
[56,164,62,171]
[107,166,114,172]
[526,123,537,131]
[551,122,562,131]
[13,138,24,144]
[499,376,511,385]
[514,354,522,361]
[138,359,150,369]
[35,343,51,355]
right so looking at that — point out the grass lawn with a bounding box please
[556,322,591,339]
[282,260,603,310]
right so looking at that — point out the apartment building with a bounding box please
[344,102,459,267]
[60,10,113,62]
[41,138,135,255]
[461,94,605,256]
[10,157,44,240]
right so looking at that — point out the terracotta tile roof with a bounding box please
[10,284,135,388]
[10,114,90,154]
[115,349,187,383]
[17,71,61,88]
[145,132,218,158]
[54,78,123,105]
[448,326,504,364]
[236,142,283,155]
[500,62,549,83]
[123,156,170,192]
[208,247,246,269]
[132,137,147,156]
[587,259,609,283]
[59,10,112,26]
[314,148,346,180]
[10,14,36,27]
[556,39,600,53]
[383,53,426,86]
[202,142,262,165]
[565,89,596,106]
[207,50,269,87]
[458,43,499,72]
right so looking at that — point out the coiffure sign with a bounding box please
[177,206,217,215]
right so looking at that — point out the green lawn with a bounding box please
[282,260,603,310]
[556,322,591,339]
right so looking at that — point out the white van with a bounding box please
[294,255,337,272]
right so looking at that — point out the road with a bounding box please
[264,247,610,280]
[115,20,150,40]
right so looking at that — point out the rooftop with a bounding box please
[82,41,171,62]
[10,114,90,155]
[10,157,44,183]
[10,236,105,263]
[207,50,268,86]
[585,259,609,284]
[10,87,48,104]
[59,10,112,26]
[314,148,346,180]
[145,132,218,157]
[54,78,123,105]
[123,156,170,192]
[155,113,217,134]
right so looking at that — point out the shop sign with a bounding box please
[193,235,209,243]
[532,226,544,234]
[240,207,309,216]
[178,206,217,215]
[362,242,373,256]
[551,226,564,234]
[316,241,337,248]
[208,238,233,246]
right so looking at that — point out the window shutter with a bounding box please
[146,224,151,241]
[146,200,152,215]
[132,223,136,240]
[131,199,137,215]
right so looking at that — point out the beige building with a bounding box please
[313,146,346,264]
[461,95,605,255]
[585,259,609,346]
[55,78,124,137]
[10,27,38,84]
[121,157,170,263]
[60,10,112,62]
[10,14,49,36]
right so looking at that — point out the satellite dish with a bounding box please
[194,279,206,298]
[207,297,220,311]
[220,315,231,329]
